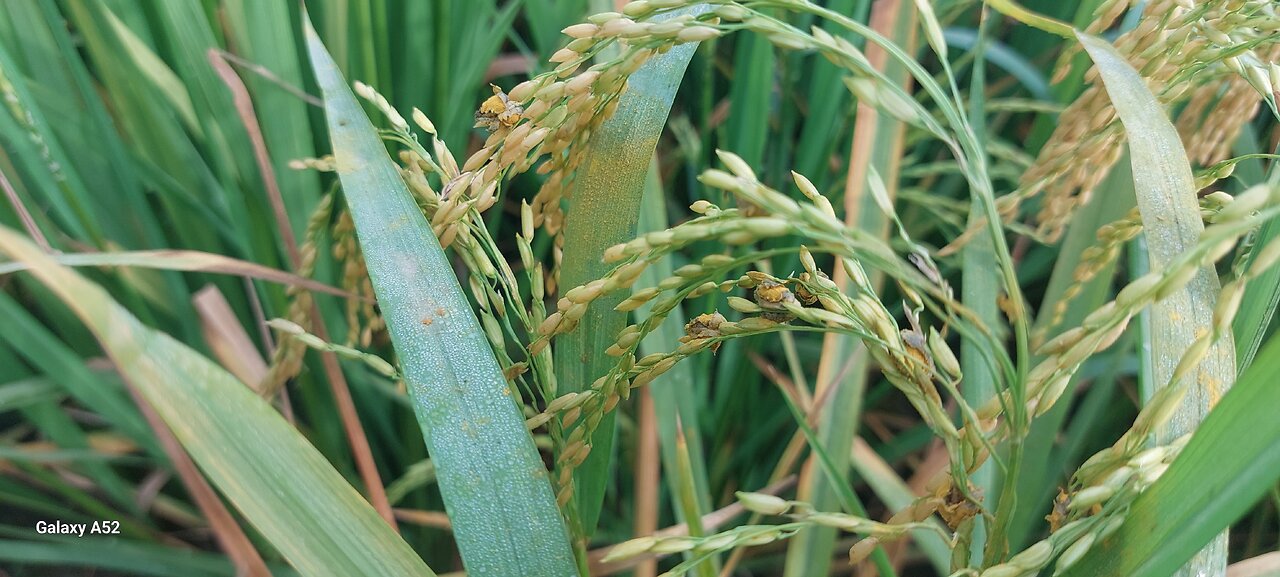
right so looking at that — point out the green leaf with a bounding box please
[303,15,578,576]
[725,33,773,168]
[0,377,64,409]
[0,249,355,298]
[220,0,322,237]
[0,294,158,456]
[103,8,200,134]
[554,5,708,540]
[962,13,1006,566]
[1235,217,1280,369]
[1010,157,1135,548]
[0,225,434,577]
[1072,31,1233,576]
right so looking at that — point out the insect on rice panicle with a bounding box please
[474,84,524,131]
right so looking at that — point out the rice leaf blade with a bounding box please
[0,225,435,577]
[1073,31,1234,577]
[304,16,578,575]
[1010,158,1135,547]
[0,250,354,298]
[554,5,708,540]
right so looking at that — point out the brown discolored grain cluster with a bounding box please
[1013,0,1279,241]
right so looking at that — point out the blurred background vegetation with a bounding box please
[0,0,1276,575]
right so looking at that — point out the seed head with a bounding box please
[562,23,599,38]
[622,1,653,18]
[736,491,790,515]
[601,536,656,562]
[677,26,721,42]
[1054,532,1096,574]
[411,108,436,134]
[716,149,756,180]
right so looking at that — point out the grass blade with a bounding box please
[1235,216,1280,370]
[0,533,289,577]
[0,225,435,577]
[554,5,708,540]
[0,249,355,298]
[1010,157,1135,547]
[0,294,158,456]
[1232,135,1280,371]
[0,377,63,409]
[1076,31,1235,576]
[220,0,321,236]
[724,33,772,169]
[304,16,578,575]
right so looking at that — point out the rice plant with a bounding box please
[1,0,1279,576]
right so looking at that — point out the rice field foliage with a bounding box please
[1,0,1279,576]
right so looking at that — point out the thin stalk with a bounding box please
[786,0,915,573]
[675,420,715,577]
[0,167,50,251]
[963,6,1011,567]
[636,160,718,572]
[632,385,660,577]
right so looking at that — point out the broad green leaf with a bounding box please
[303,16,578,576]
[0,225,434,577]
[555,5,708,539]
[1072,32,1233,576]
